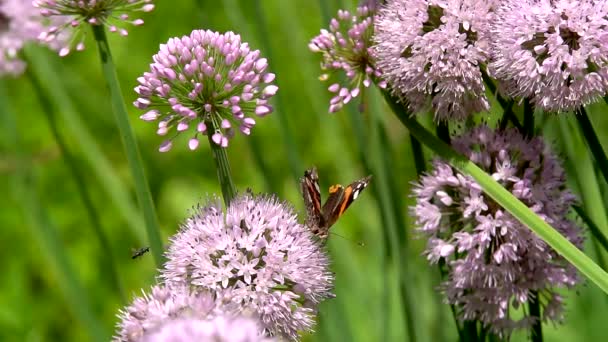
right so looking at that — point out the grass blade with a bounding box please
[92,26,164,267]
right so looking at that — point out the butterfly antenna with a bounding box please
[329,232,365,247]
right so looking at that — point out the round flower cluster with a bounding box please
[114,285,272,342]
[309,5,385,113]
[372,0,495,120]
[0,0,64,76]
[134,30,278,151]
[33,0,155,56]
[162,194,334,339]
[489,0,608,112]
[412,126,583,335]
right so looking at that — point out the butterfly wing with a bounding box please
[300,167,323,228]
[321,175,372,230]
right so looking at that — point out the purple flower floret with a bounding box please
[0,0,64,76]
[412,126,583,335]
[373,0,495,120]
[135,30,277,152]
[162,194,334,340]
[114,284,271,342]
[33,0,154,56]
[309,5,385,113]
[489,0,608,112]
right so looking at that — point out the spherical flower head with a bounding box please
[135,30,277,152]
[0,0,62,76]
[412,126,584,335]
[33,0,155,56]
[162,194,334,340]
[114,284,271,342]
[309,6,385,113]
[373,0,496,121]
[489,0,608,112]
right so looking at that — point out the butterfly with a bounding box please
[300,167,372,239]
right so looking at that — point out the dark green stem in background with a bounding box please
[410,135,427,174]
[92,25,164,267]
[206,120,237,205]
[574,205,608,256]
[437,121,451,144]
[529,290,543,342]
[27,69,127,304]
[523,99,534,138]
[575,106,608,188]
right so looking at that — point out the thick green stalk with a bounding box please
[92,26,164,267]
[384,91,608,295]
[1,83,107,342]
[28,69,127,304]
[206,120,237,205]
[575,107,608,188]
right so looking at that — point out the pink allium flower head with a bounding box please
[309,5,385,113]
[33,0,155,56]
[489,0,608,112]
[373,0,496,121]
[162,194,334,340]
[0,0,64,76]
[135,30,277,152]
[114,284,270,342]
[412,126,584,336]
[142,317,274,342]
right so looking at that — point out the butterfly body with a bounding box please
[301,167,371,239]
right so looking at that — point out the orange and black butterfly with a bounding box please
[300,167,372,239]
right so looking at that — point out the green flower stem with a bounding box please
[574,205,608,257]
[206,120,237,206]
[529,291,543,342]
[27,69,127,304]
[523,99,542,341]
[575,107,608,188]
[1,84,108,342]
[383,91,608,295]
[92,25,164,267]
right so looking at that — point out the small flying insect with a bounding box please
[131,247,150,259]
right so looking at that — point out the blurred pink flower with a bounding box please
[33,0,155,56]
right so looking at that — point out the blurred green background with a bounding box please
[2,0,608,341]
